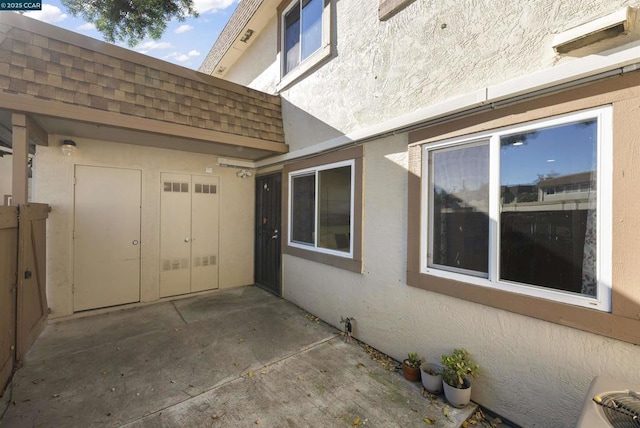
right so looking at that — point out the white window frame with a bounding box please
[278,0,332,90]
[420,106,613,311]
[288,159,355,259]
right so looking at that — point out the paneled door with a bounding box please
[160,173,219,297]
[73,166,141,311]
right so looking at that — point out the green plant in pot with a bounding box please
[402,352,422,382]
[441,348,479,408]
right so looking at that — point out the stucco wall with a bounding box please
[282,134,640,427]
[218,1,640,426]
[35,137,254,318]
[225,0,640,152]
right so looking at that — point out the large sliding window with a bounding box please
[289,160,354,257]
[421,107,612,311]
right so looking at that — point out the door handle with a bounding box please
[184,238,190,243]
[272,229,279,239]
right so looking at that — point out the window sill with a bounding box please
[276,43,332,92]
[285,245,362,273]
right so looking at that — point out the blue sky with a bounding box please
[21,0,239,70]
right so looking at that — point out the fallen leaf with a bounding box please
[174,328,181,332]
[443,405,452,421]
[255,419,260,424]
[357,362,366,368]
[52,394,60,398]
[102,371,108,376]
[297,376,305,381]
[424,417,435,425]
[111,388,115,392]
[260,371,268,375]
[233,362,240,366]
[238,339,245,344]
[248,371,255,378]
[462,421,469,428]
[493,418,503,425]
[170,380,176,384]
[353,417,361,426]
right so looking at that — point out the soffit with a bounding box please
[199,0,280,78]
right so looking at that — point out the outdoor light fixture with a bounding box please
[240,29,254,43]
[61,139,77,156]
[236,169,253,179]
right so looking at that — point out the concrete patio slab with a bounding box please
[1,286,476,427]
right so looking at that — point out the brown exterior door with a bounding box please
[255,173,282,296]
[0,205,18,391]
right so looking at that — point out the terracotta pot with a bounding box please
[420,363,443,394]
[442,378,472,408]
[402,360,421,382]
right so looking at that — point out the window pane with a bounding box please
[429,143,490,274]
[500,120,597,296]
[291,174,315,244]
[284,3,301,74]
[301,0,322,60]
[318,166,351,252]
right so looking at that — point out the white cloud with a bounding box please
[192,0,236,14]
[164,51,199,62]
[77,22,96,31]
[24,4,68,23]
[136,40,172,54]
[175,24,194,34]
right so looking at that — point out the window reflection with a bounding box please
[318,166,351,252]
[291,174,315,244]
[499,120,597,296]
[429,142,490,274]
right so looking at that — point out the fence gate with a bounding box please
[16,204,49,363]
[0,206,18,393]
[0,203,48,394]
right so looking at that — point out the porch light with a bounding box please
[61,139,76,156]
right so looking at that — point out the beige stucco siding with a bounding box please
[224,0,640,152]
[36,138,254,318]
[282,131,640,427]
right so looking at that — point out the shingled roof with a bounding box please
[0,13,286,157]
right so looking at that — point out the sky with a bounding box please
[21,0,239,70]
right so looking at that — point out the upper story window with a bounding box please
[421,107,612,311]
[278,0,333,89]
[284,0,323,75]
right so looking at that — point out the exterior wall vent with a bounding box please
[552,7,635,54]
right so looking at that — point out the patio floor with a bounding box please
[0,286,476,427]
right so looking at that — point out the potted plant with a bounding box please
[441,348,479,408]
[402,352,422,382]
[420,362,443,394]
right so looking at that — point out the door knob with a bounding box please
[184,238,190,243]
[132,240,139,245]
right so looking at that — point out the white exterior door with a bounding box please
[160,173,219,297]
[73,165,141,311]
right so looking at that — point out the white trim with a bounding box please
[278,0,332,90]
[258,42,640,168]
[419,107,613,312]
[552,7,633,53]
[288,159,355,259]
